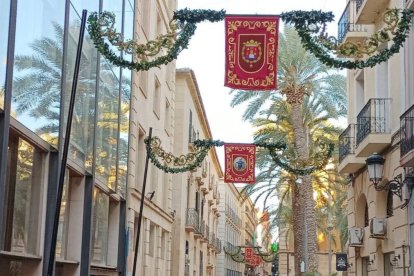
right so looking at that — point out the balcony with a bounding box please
[406,0,414,11]
[208,233,216,249]
[355,98,391,157]
[185,208,200,233]
[356,0,390,24]
[400,104,414,167]
[214,238,222,253]
[337,1,371,44]
[338,124,365,174]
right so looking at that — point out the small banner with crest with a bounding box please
[224,15,279,90]
[224,143,256,183]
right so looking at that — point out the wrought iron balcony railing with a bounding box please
[186,208,200,232]
[356,98,391,146]
[215,238,222,253]
[401,104,414,157]
[339,124,357,162]
[338,23,366,43]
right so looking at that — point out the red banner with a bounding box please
[225,15,279,90]
[224,144,256,183]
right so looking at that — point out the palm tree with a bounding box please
[232,25,347,274]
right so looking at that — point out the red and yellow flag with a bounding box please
[225,15,279,90]
[224,143,256,183]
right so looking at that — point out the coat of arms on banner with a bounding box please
[225,15,279,90]
[224,144,256,183]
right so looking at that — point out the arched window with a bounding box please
[364,202,369,227]
[386,191,393,218]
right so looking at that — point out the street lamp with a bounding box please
[366,152,414,208]
[365,152,385,188]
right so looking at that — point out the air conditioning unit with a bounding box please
[370,218,387,238]
[349,227,364,247]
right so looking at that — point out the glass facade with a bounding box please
[5,135,43,254]
[0,0,10,111]
[11,0,65,145]
[1,0,132,272]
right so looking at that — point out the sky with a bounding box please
[176,0,347,169]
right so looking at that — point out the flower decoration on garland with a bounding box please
[87,9,225,71]
[145,136,333,175]
[281,8,414,69]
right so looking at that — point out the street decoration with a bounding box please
[145,136,334,176]
[224,245,278,264]
[224,15,279,90]
[224,143,256,183]
[87,9,225,72]
[88,8,414,72]
[282,8,414,69]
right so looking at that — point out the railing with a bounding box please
[205,225,210,240]
[215,238,222,253]
[401,104,414,157]
[356,98,391,146]
[356,0,364,13]
[225,204,242,226]
[225,241,237,253]
[338,23,366,42]
[186,208,200,232]
[339,124,357,162]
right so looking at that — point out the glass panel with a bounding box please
[95,0,123,189]
[8,137,42,254]
[0,0,10,111]
[92,188,109,265]
[56,169,69,259]
[117,0,133,197]
[66,2,98,172]
[11,0,65,146]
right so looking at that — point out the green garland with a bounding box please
[267,143,335,175]
[88,8,414,71]
[87,9,225,71]
[281,9,414,69]
[224,245,278,263]
[145,136,331,175]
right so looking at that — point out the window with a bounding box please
[149,223,156,257]
[11,0,65,144]
[153,78,161,118]
[362,257,369,276]
[150,165,158,200]
[164,98,171,135]
[4,135,44,254]
[56,170,70,259]
[185,240,189,255]
[141,0,151,38]
[137,129,146,190]
[364,202,369,227]
[139,70,148,98]
[189,110,193,142]
[91,188,109,265]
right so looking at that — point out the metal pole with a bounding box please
[132,127,152,276]
[328,214,333,276]
[47,9,87,276]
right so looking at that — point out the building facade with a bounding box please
[170,69,222,276]
[217,182,244,276]
[125,0,177,275]
[0,0,135,275]
[338,0,414,275]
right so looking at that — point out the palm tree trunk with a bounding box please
[291,101,318,274]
